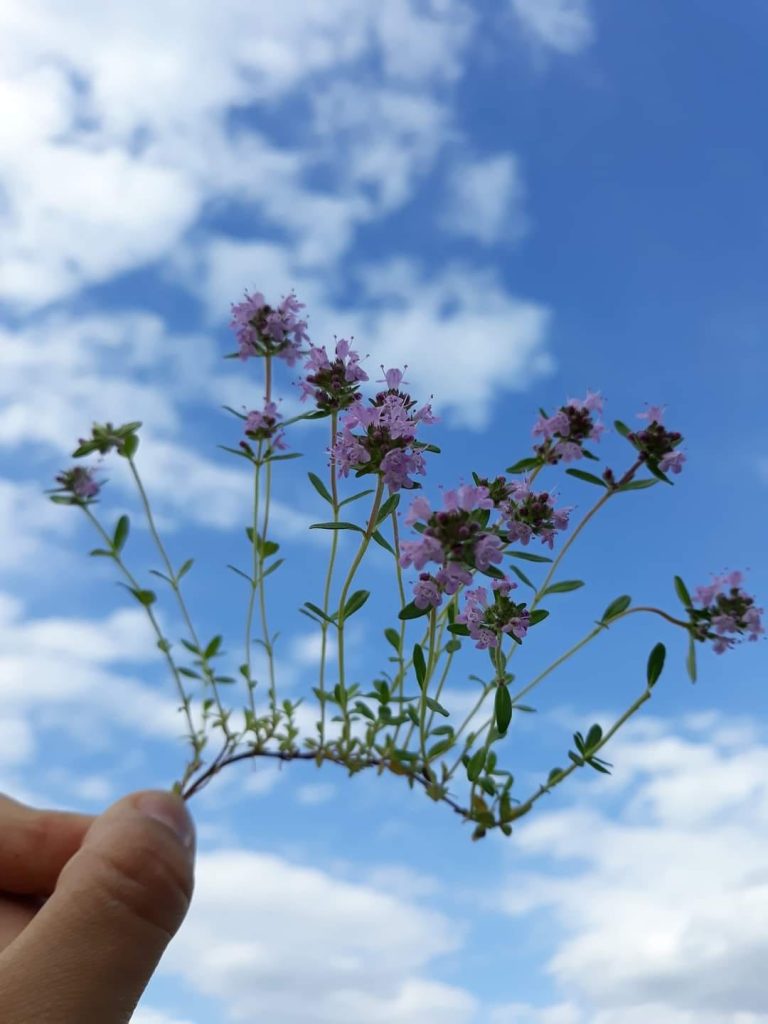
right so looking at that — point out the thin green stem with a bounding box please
[317,411,340,751]
[127,457,232,740]
[336,480,385,689]
[83,507,204,789]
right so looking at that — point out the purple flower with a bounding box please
[243,400,286,450]
[442,484,493,514]
[230,289,309,364]
[637,404,666,424]
[474,533,504,571]
[405,496,432,526]
[400,535,444,570]
[380,448,426,491]
[52,465,104,503]
[435,563,473,594]
[414,573,442,610]
[330,367,436,492]
[532,391,606,466]
[501,485,571,550]
[690,570,765,653]
[659,450,686,475]
[456,575,531,649]
[300,338,368,412]
[626,405,685,476]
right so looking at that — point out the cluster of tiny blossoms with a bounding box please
[300,339,368,412]
[52,465,102,502]
[630,405,686,475]
[230,290,309,365]
[242,400,286,453]
[476,475,572,550]
[532,390,605,464]
[691,570,764,653]
[457,578,531,650]
[332,369,437,492]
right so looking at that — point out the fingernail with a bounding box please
[134,791,196,853]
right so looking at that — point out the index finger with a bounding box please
[0,793,95,896]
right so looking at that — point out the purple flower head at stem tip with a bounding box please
[230,289,309,365]
[531,390,605,466]
[243,400,287,450]
[628,402,685,476]
[300,338,368,412]
[53,465,103,503]
[690,569,765,654]
[456,575,530,649]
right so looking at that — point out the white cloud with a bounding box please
[161,846,477,1023]
[441,153,528,245]
[495,714,768,1021]
[131,1011,199,1024]
[0,0,475,309]
[511,0,594,55]
[296,782,336,805]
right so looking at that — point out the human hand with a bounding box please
[0,788,196,1023]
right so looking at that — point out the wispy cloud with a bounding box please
[441,153,528,245]
[511,0,594,55]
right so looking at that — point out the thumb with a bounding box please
[0,789,196,1024]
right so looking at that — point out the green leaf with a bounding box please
[342,589,370,620]
[425,697,449,717]
[479,563,505,580]
[413,644,427,687]
[601,594,632,623]
[267,452,303,462]
[447,623,470,636]
[674,575,692,608]
[262,540,279,558]
[307,472,333,503]
[508,550,553,563]
[303,602,337,625]
[547,767,564,784]
[495,685,513,735]
[615,478,658,492]
[511,703,537,713]
[647,642,666,687]
[217,444,253,461]
[586,757,613,774]
[467,748,486,782]
[384,628,401,651]
[581,448,599,461]
[371,530,394,555]
[566,468,607,487]
[541,579,585,596]
[310,521,364,532]
[687,635,697,683]
[120,433,139,458]
[509,564,534,589]
[221,404,247,421]
[148,569,172,584]
[399,601,430,620]
[339,489,375,508]
[585,723,603,751]
[260,558,284,581]
[427,738,455,759]
[227,564,255,585]
[89,548,113,557]
[375,492,400,526]
[528,609,550,626]
[506,457,541,474]
[177,558,194,580]
[133,588,155,606]
[113,514,129,553]
[646,460,673,485]
[204,635,222,659]
[445,639,462,653]
[178,667,201,680]
[614,419,632,439]
[353,701,376,721]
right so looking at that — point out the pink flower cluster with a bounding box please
[457,578,531,650]
[243,400,286,451]
[54,466,102,502]
[400,484,504,609]
[631,405,686,476]
[332,368,437,492]
[230,290,309,365]
[532,390,605,464]
[691,570,764,653]
[498,477,572,550]
[300,339,369,412]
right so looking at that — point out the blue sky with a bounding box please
[1,1,767,1021]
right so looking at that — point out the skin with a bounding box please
[0,789,196,1023]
